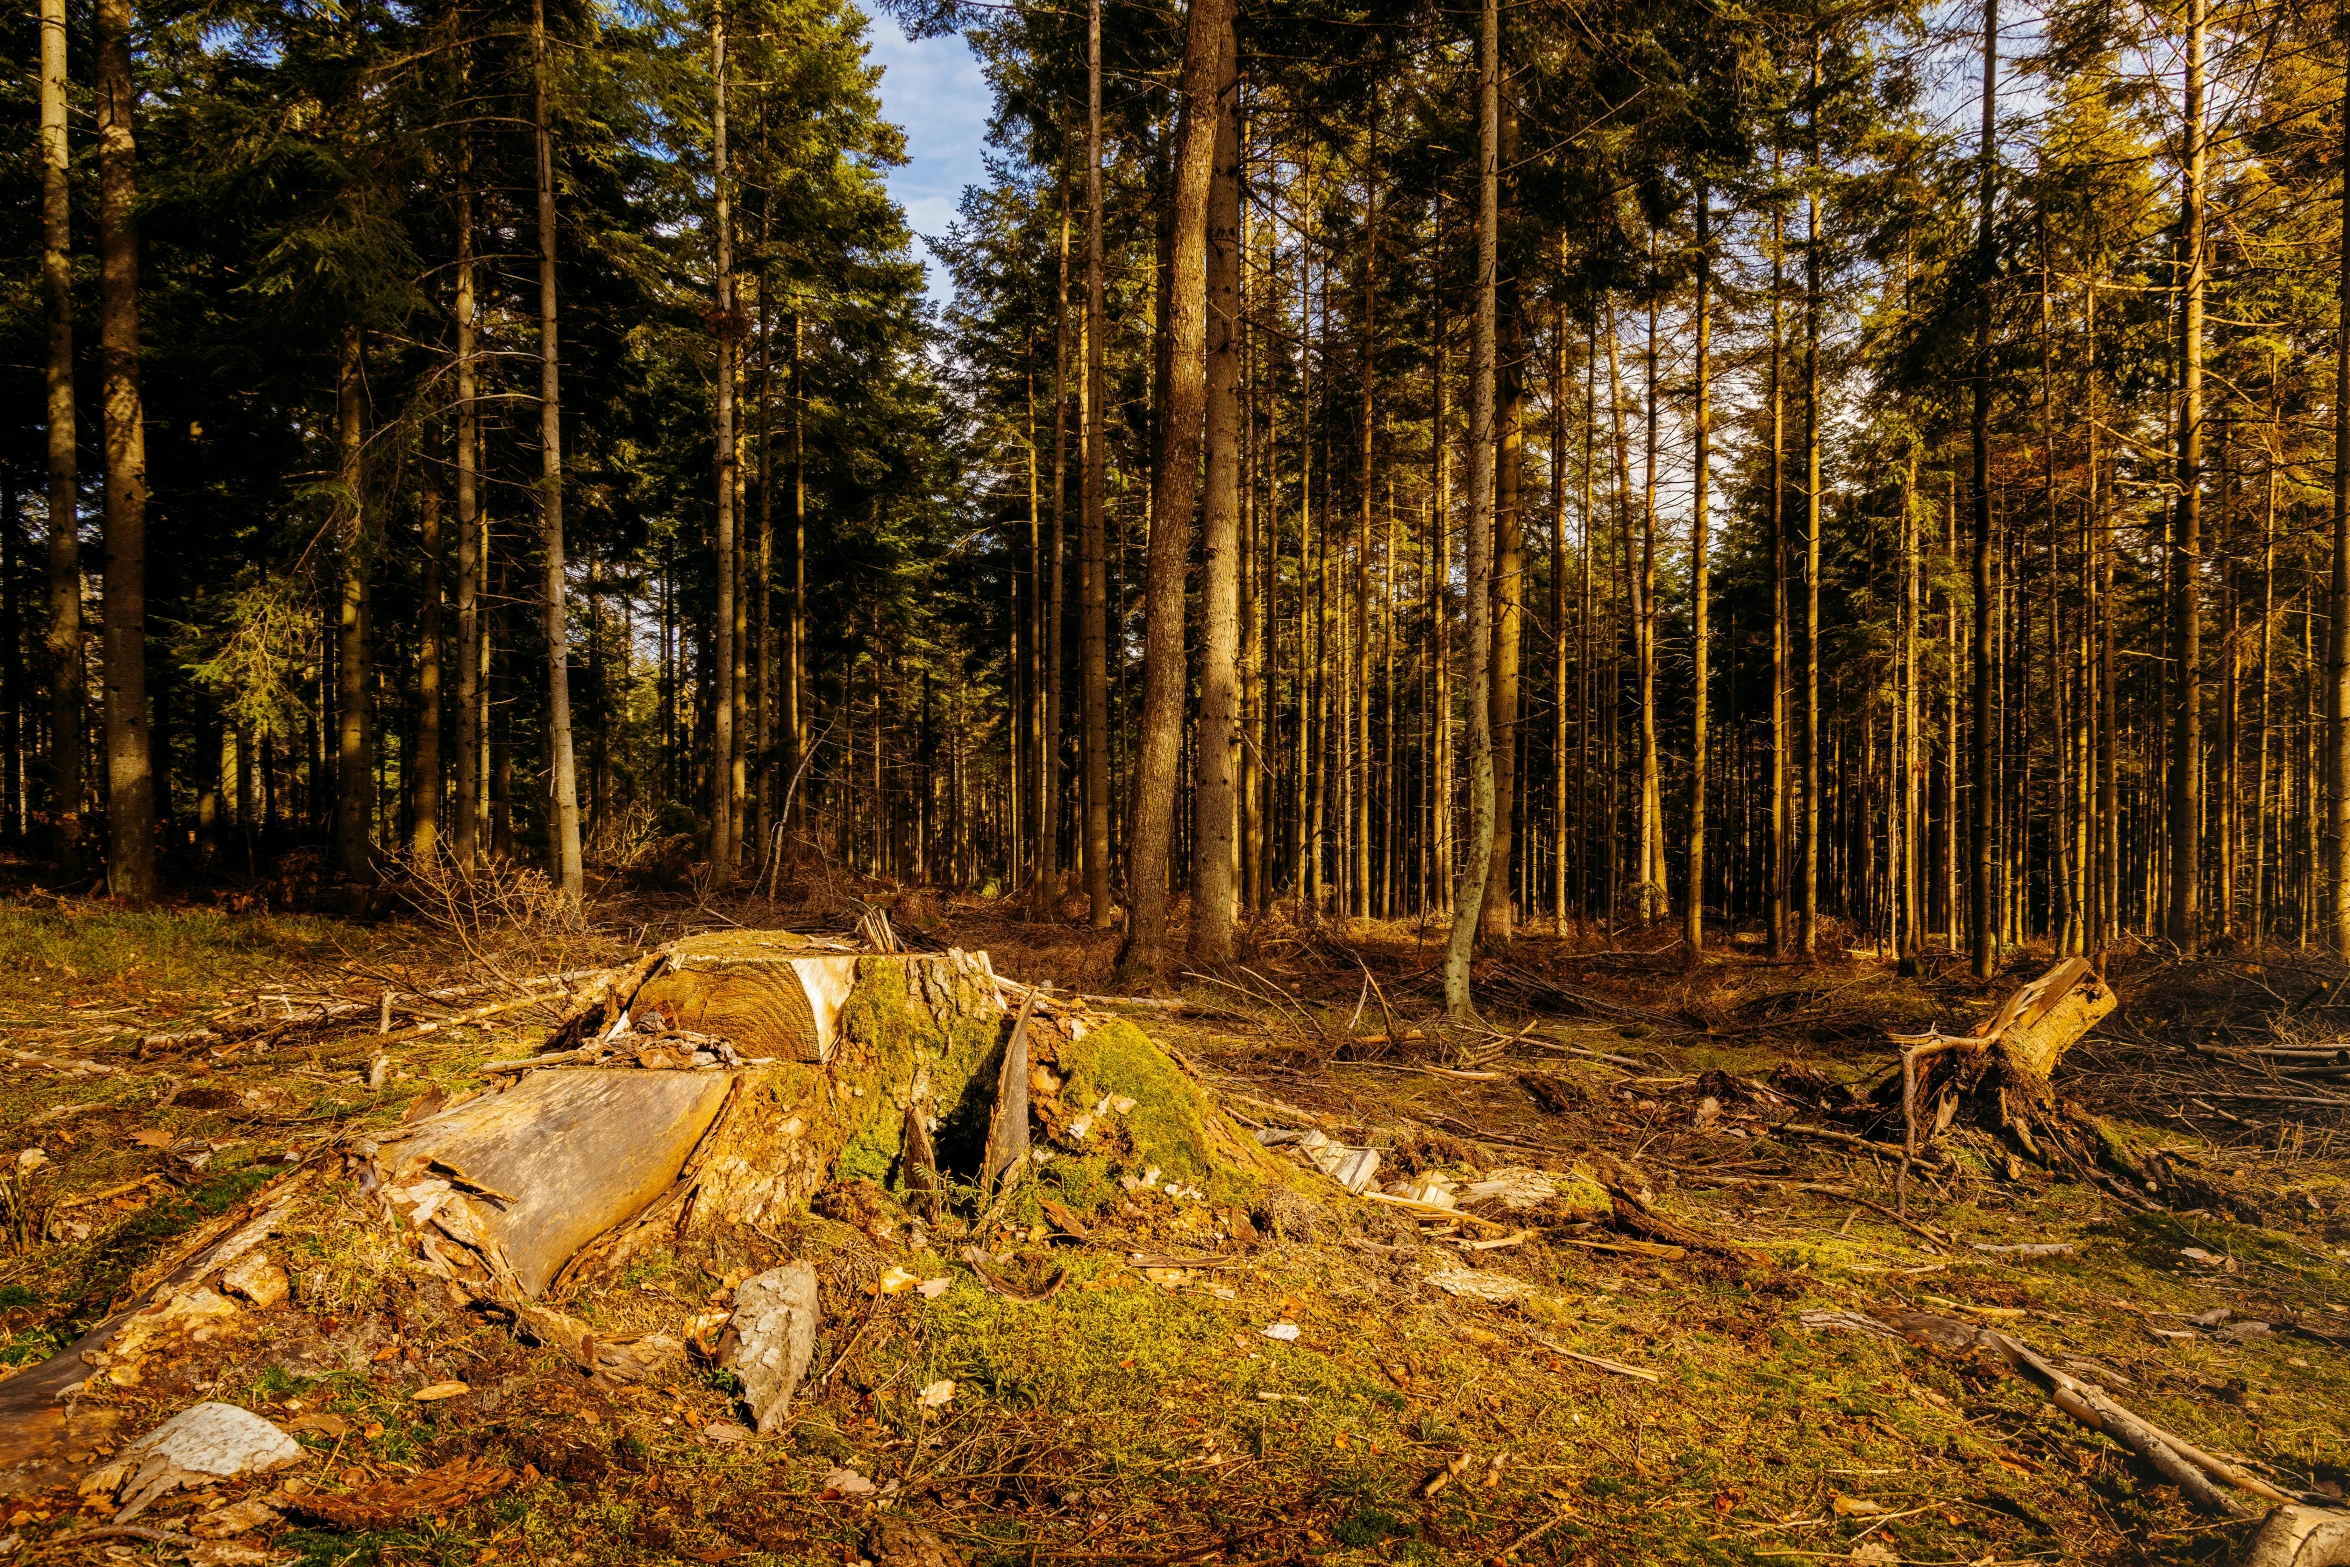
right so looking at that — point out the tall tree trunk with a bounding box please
[1686,185,1712,950]
[535,0,582,900]
[1041,151,1071,897]
[1802,85,1823,955]
[2167,0,2204,952]
[40,0,84,874]
[454,150,481,874]
[1119,0,1228,983]
[1768,164,1788,955]
[1353,126,1377,922]
[1481,85,1521,943]
[1445,0,1499,1020]
[1639,251,1663,924]
[1969,0,1998,978]
[333,329,372,879]
[753,175,775,864]
[414,481,443,858]
[709,2,738,876]
[2330,42,2350,952]
[96,0,153,899]
[788,311,806,832]
[1551,294,1570,935]
[1081,0,1113,929]
[1238,117,1263,911]
[1190,16,1242,965]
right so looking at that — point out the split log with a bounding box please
[369,1069,738,1297]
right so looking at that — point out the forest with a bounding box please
[5,0,2350,1002]
[7,0,2350,1554]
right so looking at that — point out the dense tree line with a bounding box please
[6,0,2350,1006]
[3,0,944,902]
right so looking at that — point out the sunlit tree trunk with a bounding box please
[1081,0,1113,929]
[39,0,84,873]
[535,0,582,900]
[1481,83,1521,944]
[708,3,738,876]
[1445,0,1498,1020]
[414,482,443,859]
[1190,14,1242,966]
[1686,185,1712,951]
[96,0,153,899]
[1801,82,1822,955]
[1969,0,1998,978]
[1120,0,1228,982]
[2330,44,2350,951]
[454,150,481,873]
[1353,126,1377,923]
[2167,0,2204,952]
[333,328,373,879]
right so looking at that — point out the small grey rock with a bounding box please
[721,1262,820,1435]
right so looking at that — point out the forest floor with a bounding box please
[2,881,2348,1567]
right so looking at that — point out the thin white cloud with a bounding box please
[864,17,989,312]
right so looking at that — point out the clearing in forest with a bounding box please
[2,895,2347,1567]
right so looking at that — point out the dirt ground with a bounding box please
[3,886,2347,1567]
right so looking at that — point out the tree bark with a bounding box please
[2327,32,2348,952]
[1686,185,1712,951]
[535,0,582,901]
[40,0,84,874]
[454,150,481,874]
[1118,0,1228,983]
[1638,252,1663,924]
[1481,85,1521,944]
[2167,0,2204,952]
[1353,127,1377,922]
[709,3,738,877]
[1190,16,1242,966]
[1551,293,1570,934]
[754,175,775,862]
[1768,166,1788,956]
[1802,79,1823,955]
[1970,0,1998,979]
[332,335,373,881]
[414,481,443,859]
[1445,0,1499,1021]
[1041,150,1071,899]
[96,0,153,900]
[1081,0,1113,930]
[788,311,806,833]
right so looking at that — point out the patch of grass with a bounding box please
[0,899,346,1012]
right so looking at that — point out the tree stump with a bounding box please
[374,945,1019,1300]
[628,931,866,1062]
[1893,957,2118,1169]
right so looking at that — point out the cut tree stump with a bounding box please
[627,932,865,1062]
[372,944,1015,1302]
[1889,957,2117,1172]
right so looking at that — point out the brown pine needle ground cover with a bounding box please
[1,894,2346,1567]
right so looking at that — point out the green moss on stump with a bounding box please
[1052,1018,1258,1206]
